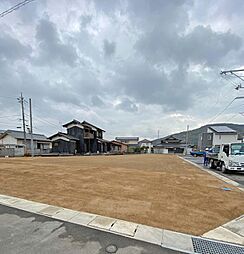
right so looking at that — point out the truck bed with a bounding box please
[206,152,219,160]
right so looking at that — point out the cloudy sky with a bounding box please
[1,0,244,140]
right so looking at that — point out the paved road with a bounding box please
[0,204,184,254]
[184,155,244,187]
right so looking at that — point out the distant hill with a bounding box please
[172,123,244,146]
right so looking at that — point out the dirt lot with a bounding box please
[0,154,244,235]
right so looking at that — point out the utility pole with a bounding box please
[19,93,27,155]
[185,125,189,155]
[29,98,34,157]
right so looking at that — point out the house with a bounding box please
[0,130,51,156]
[138,139,152,153]
[109,140,128,153]
[152,135,188,154]
[49,132,79,154]
[49,119,108,154]
[115,137,139,152]
[198,126,241,150]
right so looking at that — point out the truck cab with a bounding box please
[219,143,244,173]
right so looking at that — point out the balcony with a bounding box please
[84,132,94,139]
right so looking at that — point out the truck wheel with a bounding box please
[209,160,216,169]
[221,163,228,173]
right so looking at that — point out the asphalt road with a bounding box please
[184,155,244,187]
[0,204,184,254]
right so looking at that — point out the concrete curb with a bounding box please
[178,156,243,190]
[203,214,244,245]
[179,156,244,245]
[1,194,244,253]
[0,194,194,253]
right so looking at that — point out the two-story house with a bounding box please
[49,120,107,154]
[198,126,241,150]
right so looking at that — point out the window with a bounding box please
[213,145,220,153]
[223,145,229,156]
[231,143,244,155]
[37,143,41,149]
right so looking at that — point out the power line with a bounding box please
[208,98,236,123]
[31,104,61,128]
[221,75,240,89]
[0,0,36,19]
[208,96,244,123]
[220,68,244,90]
[0,95,17,100]
[0,114,19,119]
[0,122,19,127]
[225,113,240,122]
[25,112,60,129]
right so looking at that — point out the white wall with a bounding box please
[117,139,138,145]
[139,142,151,147]
[154,148,168,154]
[0,134,17,145]
[212,133,240,146]
[207,128,240,146]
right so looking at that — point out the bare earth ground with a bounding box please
[0,154,244,235]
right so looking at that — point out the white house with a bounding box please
[138,139,152,153]
[0,130,51,156]
[207,126,241,146]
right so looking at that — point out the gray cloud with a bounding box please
[0,32,31,61]
[183,26,242,66]
[35,18,78,66]
[116,98,138,112]
[1,0,244,139]
[103,39,116,57]
[80,15,93,27]
[91,95,105,107]
[136,25,242,66]
[112,61,208,111]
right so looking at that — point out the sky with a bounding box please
[1,0,244,140]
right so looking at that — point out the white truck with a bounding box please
[206,142,244,173]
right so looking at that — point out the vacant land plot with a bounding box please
[0,154,244,235]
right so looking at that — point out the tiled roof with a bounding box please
[2,130,50,142]
[49,132,79,141]
[115,137,139,141]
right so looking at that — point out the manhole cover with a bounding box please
[192,237,244,254]
[105,244,118,253]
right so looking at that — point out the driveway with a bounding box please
[183,155,244,187]
[0,204,183,254]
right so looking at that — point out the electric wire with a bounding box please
[0,0,36,18]
[208,97,237,123]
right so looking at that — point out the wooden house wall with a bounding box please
[52,140,76,154]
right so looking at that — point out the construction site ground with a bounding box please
[0,154,243,235]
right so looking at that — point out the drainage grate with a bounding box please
[192,237,244,254]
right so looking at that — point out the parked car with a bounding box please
[190,150,205,157]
